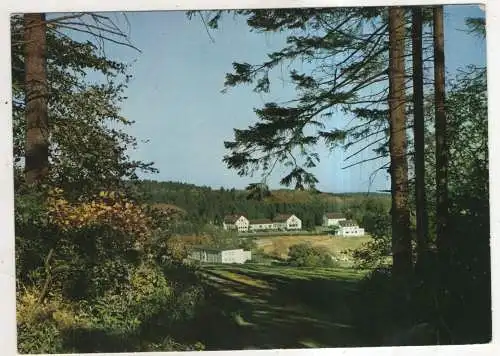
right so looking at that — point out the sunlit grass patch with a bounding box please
[211,269,272,289]
[233,312,255,327]
[231,264,368,281]
[226,291,246,298]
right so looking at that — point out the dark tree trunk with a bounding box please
[24,13,49,185]
[433,6,449,264]
[388,7,413,278]
[412,7,429,271]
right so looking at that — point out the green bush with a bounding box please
[238,238,257,251]
[349,236,392,268]
[287,243,338,267]
[17,263,206,353]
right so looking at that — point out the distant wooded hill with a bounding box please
[132,180,391,230]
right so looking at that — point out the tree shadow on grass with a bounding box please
[190,265,368,350]
[211,265,360,315]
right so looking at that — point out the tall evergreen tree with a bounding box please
[411,7,429,268]
[23,13,49,184]
[432,6,449,265]
[388,7,412,277]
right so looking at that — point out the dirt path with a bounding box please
[194,264,364,350]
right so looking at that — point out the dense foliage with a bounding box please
[15,183,206,353]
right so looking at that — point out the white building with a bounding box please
[222,213,303,232]
[323,212,347,227]
[223,215,250,232]
[248,218,275,232]
[188,246,252,264]
[273,214,302,230]
[337,220,365,236]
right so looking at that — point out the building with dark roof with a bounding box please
[272,214,302,230]
[222,214,249,232]
[323,212,347,227]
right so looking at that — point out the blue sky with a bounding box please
[62,5,486,193]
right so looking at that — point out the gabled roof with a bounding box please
[325,212,345,219]
[273,214,295,222]
[223,214,246,224]
[249,218,273,225]
[338,220,358,227]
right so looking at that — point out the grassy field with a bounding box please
[177,264,369,350]
[254,234,371,260]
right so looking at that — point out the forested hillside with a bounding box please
[132,180,391,231]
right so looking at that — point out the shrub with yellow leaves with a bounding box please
[17,285,90,354]
[47,188,153,242]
